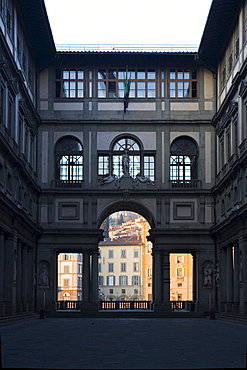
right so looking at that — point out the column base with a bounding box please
[0,302,5,316]
[153,302,172,312]
[231,302,239,313]
[239,303,247,314]
[80,302,99,313]
[4,302,16,315]
[225,302,233,312]
[16,301,23,313]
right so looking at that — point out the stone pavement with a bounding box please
[1,317,247,369]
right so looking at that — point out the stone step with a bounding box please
[48,310,206,319]
[215,313,247,325]
[0,313,39,327]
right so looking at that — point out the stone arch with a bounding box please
[97,200,156,229]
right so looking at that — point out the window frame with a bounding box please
[169,69,197,98]
[55,68,84,98]
[98,135,155,181]
[97,68,156,99]
[55,136,84,183]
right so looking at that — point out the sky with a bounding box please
[44,0,213,47]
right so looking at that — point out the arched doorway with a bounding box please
[98,211,153,310]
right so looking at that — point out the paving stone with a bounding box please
[1,317,247,369]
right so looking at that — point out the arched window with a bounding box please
[98,136,155,180]
[55,136,83,183]
[170,136,198,183]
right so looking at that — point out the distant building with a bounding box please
[170,253,193,302]
[58,253,83,301]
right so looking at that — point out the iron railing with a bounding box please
[57,300,80,310]
[56,44,198,53]
[170,180,201,189]
[56,300,195,311]
[99,300,152,310]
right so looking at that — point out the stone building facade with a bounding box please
[0,0,246,317]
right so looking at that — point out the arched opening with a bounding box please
[170,253,194,311]
[98,211,153,308]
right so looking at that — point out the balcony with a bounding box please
[52,180,83,189]
[170,180,201,189]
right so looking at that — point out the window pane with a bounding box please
[98,69,106,79]
[129,82,135,98]
[78,70,84,79]
[63,71,69,79]
[108,81,116,98]
[137,82,145,98]
[184,70,190,79]
[147,70,155,79]
[70,70,76,79]
[170,70,176,79]
[108,70,116,79]
[118,82,124,98]
[98,82,106,97]
[137,70,145,79]
[147,82,156,98]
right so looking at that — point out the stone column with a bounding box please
[21,245,28,311]
[233,242,240,311]
[162,250,171,309]
[16,241,22,312]
[27,247,35,312]
[218,246,227,311]
[90,250,98,304]
[238,235,247,313]
[82,250,90,304]
[153,249,162,305]
[225,245,233,311]
[0,231,5,315]
[192,252,198,309]
[4,234,17,314]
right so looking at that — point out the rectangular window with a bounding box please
[108,263,114,272]
[169,69,197,98]
[119,275,128,285]
[121,263,126,272]
[122,289,126,294]
[78,277,82,288]
[55,69,84,98]
[144,156,155,181]
[133,262,139,272]
[99,276,104,286]
[109,289,113,294]
[63,265,69,273]
[132,276,140,285]
[176,256,184,263]
[107,275,115,286]
[97,69,156,98]
[63,278,70,287]
[98,156,109,178]
[121,249,126,258]
[161,70,165,97]
[108,250,114,259]
[98,263,102,273]
[177,268,184,278]
[134,249,139,258]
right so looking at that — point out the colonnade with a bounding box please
[218,235,247,313]
[0,229,36,315]
[81,249,99,309]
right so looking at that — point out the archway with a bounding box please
[98,211,153,308]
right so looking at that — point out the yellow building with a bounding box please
[170,253,193,302]
[98,236,144,301]
[57,253,83,301]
